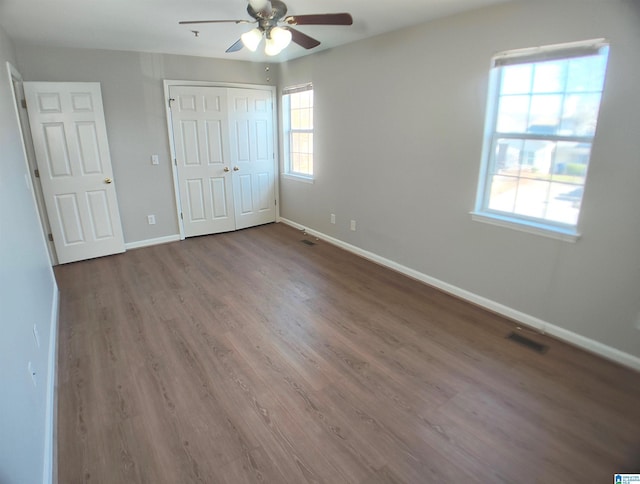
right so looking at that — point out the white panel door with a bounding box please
[24,82,125,264]
[228,88,276,230]
[170,86,236,237]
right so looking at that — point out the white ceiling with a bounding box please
[0,0,510,62]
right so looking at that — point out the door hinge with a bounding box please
[48,233,53,242]
[180,212,183,220]
[168,97,175,108]
[174,158,177,166]
[34,169,40,178]
[21,99,27,109]
[275,199,277,206]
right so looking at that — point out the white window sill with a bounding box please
[470,211,580,243]
[281,173,314,184]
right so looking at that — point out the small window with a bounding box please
[474,39,610,239]
[282,84,314,179]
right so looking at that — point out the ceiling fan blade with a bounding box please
[284,13,353,26]
[179,19,252,25]
[287,27,321,49]
[226,39,245,53]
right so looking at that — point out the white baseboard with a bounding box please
[279,218,640,372]
[43,283,59,484]
[125,234,181,250]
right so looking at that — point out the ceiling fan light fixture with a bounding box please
[241,28,263,51]
[265,26,292,56]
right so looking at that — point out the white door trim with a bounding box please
[163,80,280,239]
[6,62,58,265]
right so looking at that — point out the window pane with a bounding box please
[528,94,562,133]
[513,179,550,219]
[520,139,555,180]
[493,138,523,173]
[488,175,517,213]
[496,95,529,132]
[290,93,299,109]
[501,64,532,94]
[546,183,582,225]
[551,141,590,185]
[560,93,602,136]
[566,53,608,92]
[291,109,301,129]
[532,60,566,93]
[300,108,310,129]
[299,90,310,109]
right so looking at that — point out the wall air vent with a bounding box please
[506,331,549,354]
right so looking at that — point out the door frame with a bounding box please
[6,62,58,265]
[163,80,280,240]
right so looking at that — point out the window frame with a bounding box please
[472,39,610,242]
[282,83,314,182]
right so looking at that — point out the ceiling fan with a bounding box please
[179,0,353,56]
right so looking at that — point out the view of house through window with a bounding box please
[475,40,610,233]
[283,84,314,178]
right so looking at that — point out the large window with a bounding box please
[474,39,610,239]
[282,84,314,179]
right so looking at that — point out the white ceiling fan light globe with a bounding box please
[271,26,292,50]
[264,37,280,56]
[241,28,263,52]
[264,27,292,56]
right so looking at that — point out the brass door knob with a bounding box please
[104,177,113,184]
[233,166,240,171]
[223,167,230,172]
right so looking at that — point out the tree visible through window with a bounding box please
[283,84,313,178]
[475,40,610,235]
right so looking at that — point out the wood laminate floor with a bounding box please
[54,222,640,483]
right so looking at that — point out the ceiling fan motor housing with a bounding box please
[248,0,288,34]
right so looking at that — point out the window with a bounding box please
[474,39,610,239]
[283,84,314,179]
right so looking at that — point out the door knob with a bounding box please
[223,167,230,172]
[104,177,113,184]
[233,166,240,171]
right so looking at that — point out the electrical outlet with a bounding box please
[151,154,160,165]
[350,220,357,231]
[33,324,40,348]
[330,213,336,224]
[147,215,156,225]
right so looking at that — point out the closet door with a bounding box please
[170,86,236,236]
[169,85,276,237]
[228,88,277,230]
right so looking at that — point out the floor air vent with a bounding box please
[300,239,316,246]
[506,332,549,354]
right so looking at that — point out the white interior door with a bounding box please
[228,88,277,230]
[24,82,125,264]
[169,86,236,237]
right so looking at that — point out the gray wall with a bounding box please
[278,1,640,358]
[14,45,278,244]
[0,26,58,484]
